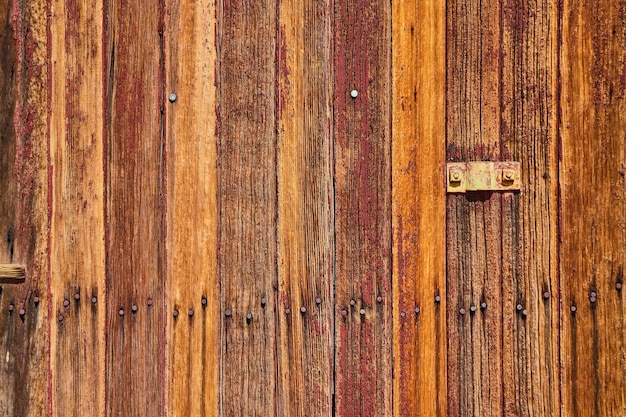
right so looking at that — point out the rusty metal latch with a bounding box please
[446,161,521,193]
[0,264,26,284]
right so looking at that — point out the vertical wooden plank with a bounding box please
[164,0,218,415]
[561,0,626,415]
[276,0,333,415]
[500,0,560,415]
[49,0,106,415]
[104,0,165,415]
[0,0,49,414]
[446,0,503,416]
[391,0,446,416]
[217,0,277,415]
[333,0,392,415]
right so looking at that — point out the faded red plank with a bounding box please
[391,0,446,416]
[0,0,49,414]
[276,0,334,415]
[49,0,106,415]
[446,0,503,415]
[560,0,626,415]
[333,0,392,415]
[217,0,278,414]
[500,0,560,415]
[104,1,165,415]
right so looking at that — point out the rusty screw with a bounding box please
[450,169,462,183]
[502,169,515,182]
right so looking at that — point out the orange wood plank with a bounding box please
[391,0,446,416]
[276,0,334,415]
[164,0,218,415]
[446,0,503,415]
[217,0,278,414]
[0,0,49,414]
[500,1,560,415]
[104,1,166,414]
[560,0,626,415]
[49,0,106,415]
[333,0,392,415]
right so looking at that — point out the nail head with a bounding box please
[131,304,138,313]
[543,291,550,299]
[480,302,487,310]
[360,308,366,315]
[225,309,232,317]
[350,89,358,98]
[169,93,177,102]
[201,297,207,307]
[285,308,291,315]
[33,296,40,304]
[173,309,179,318]
[516,304,523,311]
[617,282,623,290]
[300,306,307,314]
[91,296,97,304]
[459,308,466,316]
[341,309,347,316]
[74,293,80,300]
[63,299,70,307]
[188,309,194,317]
[315,297,322,305]
[435,295,441,303]
[414,307,420,314]
[570,305,577,313]
[119,308,124,316]
[376,296,383,303]
[19,309,25,316]
[147,298,153,307]
[470,305,477,313]
[350,299,356,306]
[261,298,267,307]
[400,311,406,317]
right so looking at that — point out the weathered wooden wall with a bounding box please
[0,0,624,416]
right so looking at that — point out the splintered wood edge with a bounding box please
[0,264,26,282]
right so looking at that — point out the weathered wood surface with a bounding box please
[500,1,560,415]
[560,0,626,415]
[333,0,392,415]
[0,0,49,415]
[276,0,334,415]
[392,0,446,416]
[164,0,219,415]
[104,0,165,415]
[49,0,106,415]
[217,0,277,415]
[446,0,504,415]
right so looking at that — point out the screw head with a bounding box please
[201,297,207,307]
[300,306,307,314]
[91,296,97,304]
[543,291,550,299]
[58,314,64,322]
[470,305,477,313]
[435,295,441,303]
[459,308,466,316]
[350,89,358,98]
[590,291,597,298]
[376,296,383,303]
[246,313,252,321]
[502,169,515,182]
[450,169,462,183]
[74,293,80,300]
[119,308,125,316]
[360,309,366,315]
[63,299,70,307]
[516,304,523,311]
[19,309,25,316]
[131,304,138,313]
[480,302,487,310]
[522,309,528,316]
[147,298,153,307]
[315,297,322,305]
[341,309,347,317]
[590,296,597,303]
[414,307,420,315]
[33,296,40,304]
[285,308,291,315]
[400,311,406,317]
[225,309,232,317]
[350,299,356,306]
[169,93,177,102]
[570,305,577,313]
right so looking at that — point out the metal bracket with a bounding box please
[446,161,521,193]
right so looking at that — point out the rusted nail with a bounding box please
[543,291,550,300]
[63,299,70,308]
[315,297,322,305]
[131,304,138,313]
[58,314,64,322]
[188,309,194,317]
[285,308,291,315]
[400,311,406,318]
[147,298,153,307]
[435,295,441,303]
[91,296,97,304]
[246,312,252,323]
[173,309,179,318]
[169,93,177,103]
[201,297,207,307]
[459,308,466,316]
[33,296,40,305]
[480,301,487,310]
[74,293,80,300]
[300,306,307,314]
[360,309,365,316]
[570,305,577,313]
[414,307,420,315]
[516,304,523,312]
[341,309,347,317]
[261,298,267,307]
[225,309,232,317]
[119,308,125,316]
[470,305,477,313]
[350,299,356,306]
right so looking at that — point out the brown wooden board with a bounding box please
[0,0,49,415]
[391,0,446,416]
[276,0,334,415]
[104,1,166,415]
[49,0,106,415]
[446,0,504,415]
[164,0,219,415]
[560,0,626,415]
[500,1,560,415]
[333,0,392,415]
[217,0,278,414]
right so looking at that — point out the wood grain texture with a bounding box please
[0,0,49,414]
[217,0,277,415]
[164,0,218,415]
[49,0,106,415]
[560,0,626,415]
[391,0,446,416]
[333,0,392,415]
[446,0,503,415]
[276,0,333,415]
[104,0,166,415]
[500,1,560,415]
